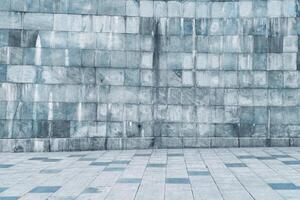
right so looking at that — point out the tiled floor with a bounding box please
[1,148,300,199]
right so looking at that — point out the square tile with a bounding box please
[147,163,166,168]
[256,156,275,160]
[237,155,255,159]
[0,197,20,200]
[282,160,300,165]
[39,169,62,174]
[117,178,142,184]
[225,163,247,168]
[111,160,130,164]
[78,158,97,161]
[90,162,111,166]
[103,167,125,172]
[134,153,151,157]
[29,186,61,193]
[271,154,291,158]
[0,187,8,193]
[68,154,86,157]
[167,153,184,157]
[0,164,14,168]
[269,183,300,190]
[28,157,48,161]
[165,178,190,184]
[188,171,210,176]
[83,187,101,194]
[42,159,62,162]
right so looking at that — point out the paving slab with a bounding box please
[0,148,300,199]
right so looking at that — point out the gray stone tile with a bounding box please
[103,167,125,172]
[0,164,14,168]
[165,178,190,184]
[111,160,130,164]
[167,153,184,157]
[82,187,101,194]
[90,162,111,166]
[256,156,275,160]
[29,186,61,193]
[271,154,291,158]
[147,163,167,168]
[42,158,62,162]
[269,183,300,190]
[0,187,8,193]
[236,155,255,159]
[117,178,142,184]
[282,160,300,165]
[29,157,48,161]
[68,154,86,157]
[188,171,210,176]
[225,163,247,168]
[40,169,62,174]
[0,197,20,200]
[134,153,151,157]
[78,158,97,161]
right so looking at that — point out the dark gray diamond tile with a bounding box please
[269,183,300,190]
[39,169,62,174]
[83,187,101,194]
[167,153,184,157]
[103,167,125,172]
[225,163,247,168]
[282,160,300,165]
[134,153,151,157]
[0,197,20,200]
[0,187,8,193]
[165,178,190,184]
[111,160,130,164]
[188,171,210,176]
[90,162,111,166]
[78,158,97,161]
[0,164,14,168]
[29,186,61,193]
[147,163,166,168]
[68,154,86,157]
[42,159,62,162]
[256,156,275,160]
[271,154,291,158]
[28,157,48,161]
[237,155,255,159]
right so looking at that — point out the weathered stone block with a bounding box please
[107,122,123,137]
[54,14,82,32]
[254,36,268,53]
[140,0,153,17]
[268,71,284,88]
[167,1,181,17]
[7,65,36,83]
[68,0,97,14]
[52,121,70,138]
[98,0,126,15]
[24,13,53,30]
[0,65,6,82]
[126,0,139,16]
[268,0,282,17]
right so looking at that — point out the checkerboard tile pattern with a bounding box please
[1,148,300,199]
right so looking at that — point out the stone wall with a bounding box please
[0,0,300,152]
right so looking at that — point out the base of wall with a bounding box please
[0,137,300,152]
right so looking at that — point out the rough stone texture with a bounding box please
[0,0,300,151]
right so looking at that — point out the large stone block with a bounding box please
[68,0,97,14]
[52,120,70,138]
[7,65,36,83]
[98,0,126,16]
[24,13,53,30]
